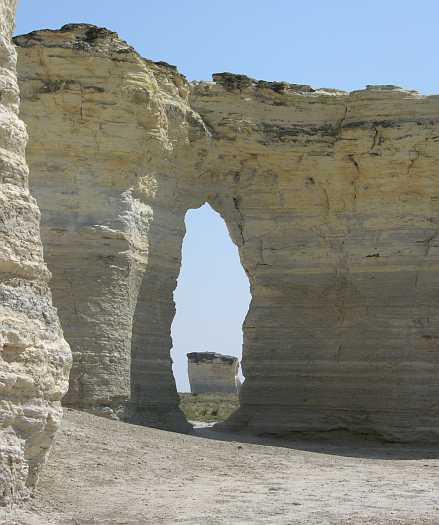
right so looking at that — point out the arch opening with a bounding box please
[171,203,251,425]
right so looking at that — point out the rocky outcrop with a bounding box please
[192,77,439,441]
[191,76,439,442]
[14,24,206,432]
[187,352,240,394]
[15,25,439,442]
[0,2,71,506]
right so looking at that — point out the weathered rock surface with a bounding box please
[187,352,240,394]
[192,76,439,442]
[15,25,439,442]
[0,2,71,505]
[14,24,206,432]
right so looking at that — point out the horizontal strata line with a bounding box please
[243,380,439,387]
[244,360,439,367]
[239,404,439,413]
[244,370,439,378]
[244,375,439,382]
[0,274,49,287]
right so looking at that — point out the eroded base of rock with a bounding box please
[123,403,193,434]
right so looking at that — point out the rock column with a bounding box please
[0,0,71,505]
[14,25,206,431]
[188,352,240,394]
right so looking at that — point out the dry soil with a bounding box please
[3,409,439,524]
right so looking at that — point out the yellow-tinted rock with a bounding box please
[0,2,71,505]
[15,26,439,442]
[191,77,439,441]
[14,24,204,433]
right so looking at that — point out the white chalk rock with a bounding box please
[188,352,240,395]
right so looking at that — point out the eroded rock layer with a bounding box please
[0,2,71,505]
[191,77,439,442]
[15,25,439,441]
[14,24,207,432]
[187,352,240,394]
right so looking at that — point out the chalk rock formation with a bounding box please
[187,352,240,394]
[0,2,71,505]
[15,25,439,442]
[14,24,206,432]
[191,76,439,442]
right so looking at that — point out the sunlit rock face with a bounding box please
[187,352,240,394]
[191,76,439,442]
[0,1,71,505]
[14,24,206,433]
[15,25,439,442]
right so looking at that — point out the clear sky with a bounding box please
[15,1,437,391]
[16,1,438,93]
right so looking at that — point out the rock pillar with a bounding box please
[0,1,71,505]
[188,352,240,394]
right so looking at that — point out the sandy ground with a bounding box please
[3,409,439,524]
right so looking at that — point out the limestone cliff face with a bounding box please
[191,76,439,441]
[187,352,240,394]
[0,2,71,505]
[14,24,206,431]
[15,25,439,442]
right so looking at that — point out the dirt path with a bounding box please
[4,409,439,524]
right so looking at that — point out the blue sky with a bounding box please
[16,1,437,391]
[16,1,437,93]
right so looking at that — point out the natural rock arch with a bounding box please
[128,196,248,431]
[14,24,439,443]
